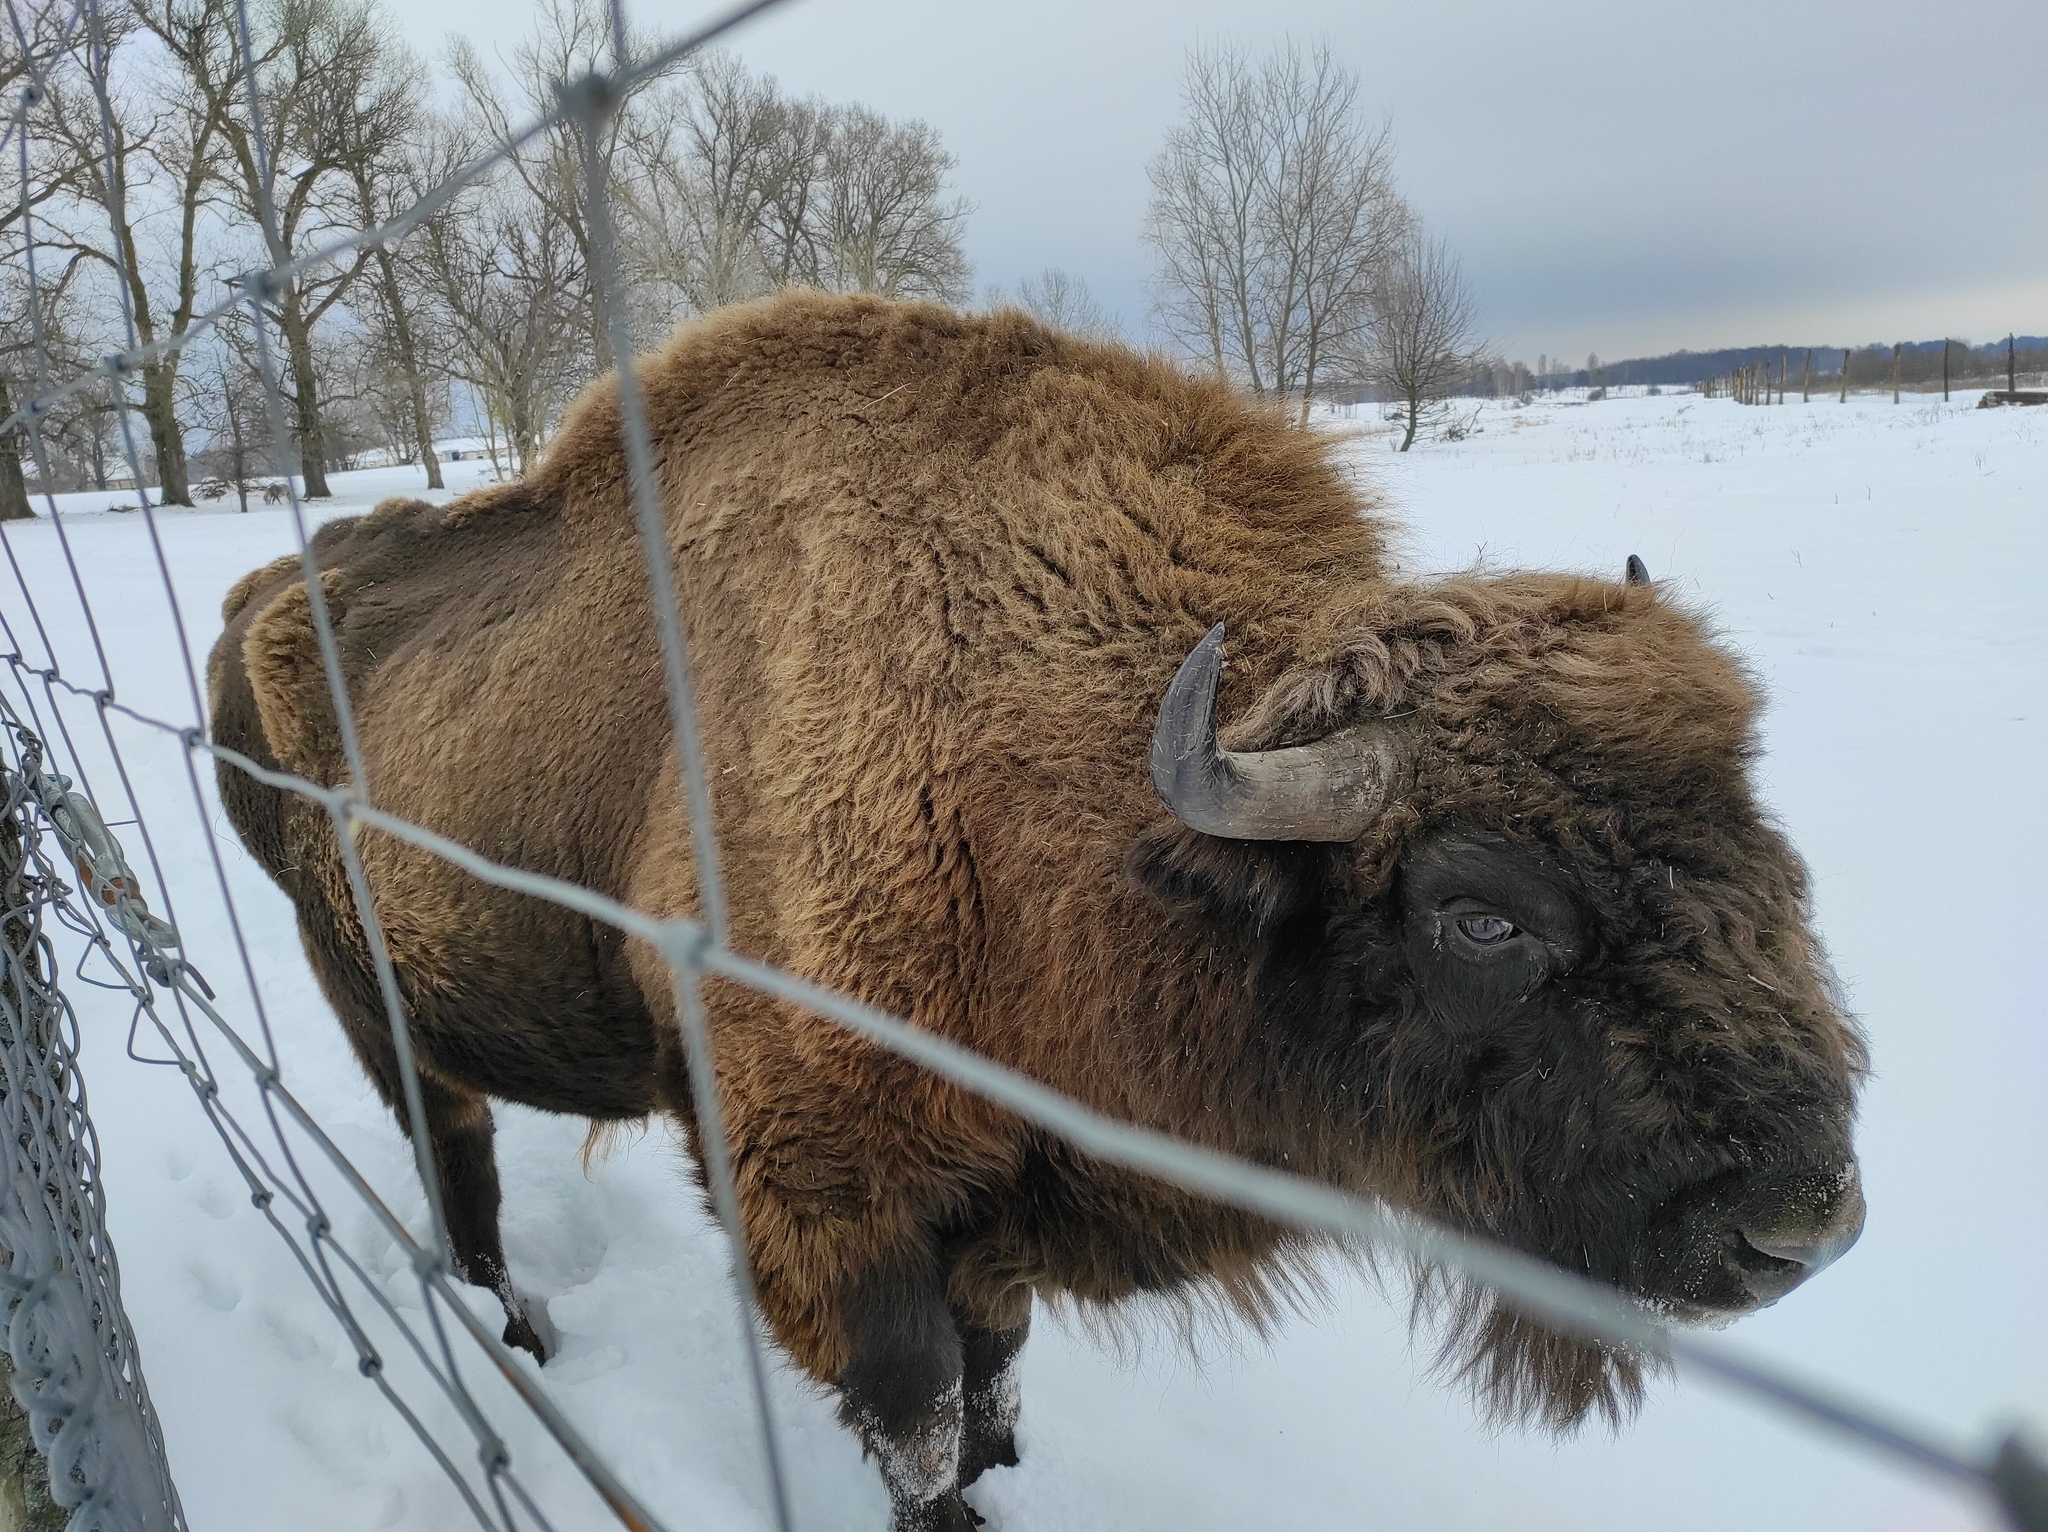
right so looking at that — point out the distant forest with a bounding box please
[1525,337,2048,392]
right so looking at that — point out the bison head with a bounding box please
[1130,561,1867,1428]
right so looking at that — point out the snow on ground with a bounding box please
[2,388,2042,1531]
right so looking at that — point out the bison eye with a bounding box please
[1455,914,1520,946]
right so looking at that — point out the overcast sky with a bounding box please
[399,0,2048,364]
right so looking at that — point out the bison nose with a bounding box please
[1728,1172,1867,1305]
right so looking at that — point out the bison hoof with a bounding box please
[958,1428,1018,1488]
[894,1491,983,1532]
[504,1310,548,1364]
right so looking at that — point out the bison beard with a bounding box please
[206,291,1867,1529]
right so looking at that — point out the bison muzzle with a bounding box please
[207,291,1867,1531]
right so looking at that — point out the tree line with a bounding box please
[1,0,973,513]
[1529,338,2048,398]
[5,17,1505,513]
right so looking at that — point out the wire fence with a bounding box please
[0,703,179,1530]
[3,0,2047,1528]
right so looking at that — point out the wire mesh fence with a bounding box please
[3,0,2047,1528]
[0,704,179,1532]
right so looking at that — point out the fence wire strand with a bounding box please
[2,0,2046,1527]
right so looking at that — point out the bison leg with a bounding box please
[422,1085,550,1362]
[836,1256,981,1531]
[346,1010,548,1361]
[956,1301,1028,1489]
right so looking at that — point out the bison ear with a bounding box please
[1125,823,1331,933]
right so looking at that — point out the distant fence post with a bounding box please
[1944,339,1951,402]
[1892,343,1901,403]
[1802,348,1811,403]
[1840,348,1851,403]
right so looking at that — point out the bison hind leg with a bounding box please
[415,1081,555,1362]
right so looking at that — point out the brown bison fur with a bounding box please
[208,290,1866,1526]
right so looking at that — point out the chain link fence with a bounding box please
[3,0,2048,1527]
[0,712,179,1532]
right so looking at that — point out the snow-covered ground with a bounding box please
[3,388,2042,1531]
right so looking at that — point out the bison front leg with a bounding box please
[956,1300,1028,1490]
[837,1256,980,1532]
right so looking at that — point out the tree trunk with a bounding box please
[277,294,332,498]
[0,378,30,522]
[113,206,192,507]
[368,236,442,490]
[1399,393,1418,451]
[137,361,190,505]
[226,393,250,513]
[411,375,442,490]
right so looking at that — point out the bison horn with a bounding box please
[1625,554,1651,585]
[1150,624,1403,843]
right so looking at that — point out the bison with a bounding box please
[207,291,1867,1531]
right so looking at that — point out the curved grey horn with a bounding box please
[1624,553,1651,586]
[1149,624,1404,842]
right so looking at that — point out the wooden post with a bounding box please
[2010,333,2018,394]
[1778,352,1787,405]
[1943,338,1950,402]
[1802,348,1811,403]
[1891,343,1901,403]
[1840,348,1850,403]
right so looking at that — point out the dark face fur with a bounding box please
[1383,826,1865,1309]
[1131,731,1866,1431]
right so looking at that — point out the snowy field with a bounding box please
[2,387,2043,1531]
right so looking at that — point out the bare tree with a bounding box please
[997,267,1117,340]
[1145,40,1407,423]
[621,54,970,320]
[1357,230,1482,451]
[448,0,675,373]
[626,54,802,316]
[815,105,970,301]
[418,159,588,476]
[38,0,234,505]
[0,258,89,517]
[158,0,419,497]
[341,45,444,487]
[2,0,97,518]
[185,315,268,510]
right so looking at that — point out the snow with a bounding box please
[2,388,2042,1531]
